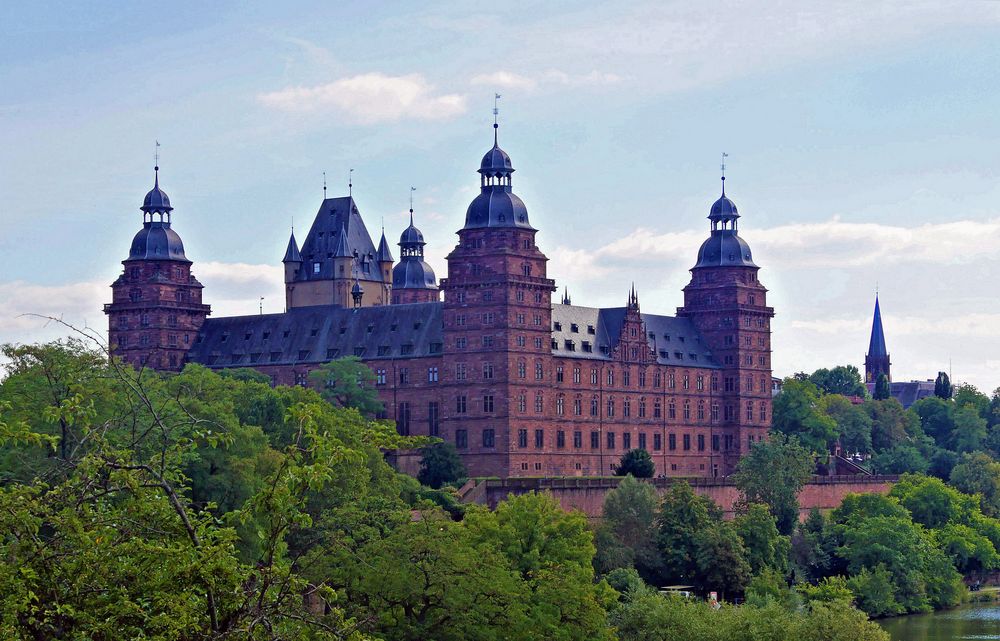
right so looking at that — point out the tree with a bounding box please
[954,384,991,417]
[870,446,929,475]
[656,481,720,585]
[866,398,918,451]
[615,448,655,478]
[692,522,751,597]
[734,503,790,575]
[847,565,903,618]
[772,379,839,452]
[601,475,661,581]
[950,406,988,453]
[935,372,953,400]
[820,395,873,456]
[889,474,976,529]
[417,441,467,489]
[465,492,616,641]
[910,396,954,446]
[308,356,384,417]
[951,452,1000,517]
[873,374,891,401]
[809,366,867,397]
[732,433,815,535]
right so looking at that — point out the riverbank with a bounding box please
[878,603,1000,640]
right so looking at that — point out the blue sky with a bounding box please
[3,1,1000,391]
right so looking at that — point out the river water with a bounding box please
[878,604,1000,640]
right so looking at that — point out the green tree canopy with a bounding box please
[935,372,953,400]
[951,452,1000,517]
[615,448,655,478]
[873,374,891,401]
[732,433,815,535]
[600,475,662,582]
[809,365,868,397]
[417,441,467,489]
[820,394,873,456]
[772,379,839,453]
[733,503,790,575]
[307,356,384,417]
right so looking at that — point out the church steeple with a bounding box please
[865,295,891,383]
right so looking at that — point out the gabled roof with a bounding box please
[187,302,443,368]
[549,305,719,367]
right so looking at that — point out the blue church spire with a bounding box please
[865,294,891,383]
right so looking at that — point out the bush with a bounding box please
[615,449,655,478]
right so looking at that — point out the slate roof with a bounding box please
[294,197,386,282]
[127,222,190,262]
[187,303,443,368]
[550,305,719,367]
[868,296,888,358]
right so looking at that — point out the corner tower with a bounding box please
[104,165,211,371]
[677,173,774,474]
[439,120,556,477]
[865,295,890,383]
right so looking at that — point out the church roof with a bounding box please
[868,296,888,358]
[187,303,443,368]
[549,305,719,366]
[294,196,385,283]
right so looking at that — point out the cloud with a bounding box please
[257,73,467,124]
[470,69,621,91]
[791,313,1000,338]
[581,217,1000,270]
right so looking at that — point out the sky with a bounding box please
[2,1,1000,391]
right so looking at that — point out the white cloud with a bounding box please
[257,73,467,124]
[470,69,621,91]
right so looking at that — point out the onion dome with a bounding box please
[392,210,438,290]
[127,167,189,262]
[141,167,173,213]
[693,177,757,269]
[463,123,532,230]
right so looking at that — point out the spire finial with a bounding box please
[349,168,354,197]
[409,186,416,225]
[154,140,161,186]
[720,152,728,195]
[493,93,501,145]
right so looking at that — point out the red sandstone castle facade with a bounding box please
[105,123,774,478]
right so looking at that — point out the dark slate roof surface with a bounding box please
[296,197,385,282]
[126,223,189,262]
[868,296,888,358]
[550,305,719,367]
[188,303,443,368]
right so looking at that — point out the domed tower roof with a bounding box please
[127,166,189,263]
[141,167,173,214]
[392,209,438,290]
[693,176,757,269]
[463,122,533,230]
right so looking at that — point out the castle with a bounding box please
[104,122,775,478]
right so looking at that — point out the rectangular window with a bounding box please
[428,402,439,436]
[698,434,705,451]
[376,369,387,385]
[483,395,494,412]
[556,396,564,415]
[668,372,675,389]
[428,367,439,382]
[573,368,581,383]
[591,368,599,385]
[668,433,676,451]
[574,398,582,416]
[483,363,494,380]
[535,429,544,449]
[653,433,662,451]
[399,368,409,385]
[518,429,528,448]
[534,393,544,413]
[483,429,495,448]
[573,431,582,448]
[654,400,662,419]
[396,402,410,436]
[638,371,646,387]
[556,366,564,382]
[591,431,600,449]
[518,394,527,412]
[638,398,646,418]
[607,432,616,450]
[456,395,467,413]
[535,363,544,380]
[456,429,468,449]
[456,337,467,349]
[682,375,690,390]
[557,430,566,448]
[683,434,691,451]
[623,398,631,417]
[623,432,632,450]
[606,370,614,386]
[712,404,720,422]
[591,398,599,417]
[518,362,527,378]
[638,433,647,450]
[606,398,615,417]
[482,336,494,348]
[712,434,721,451]
[623,370,631,387]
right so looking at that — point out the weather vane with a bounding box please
[154,140,160,169]
[349,168,354,197]
[493,93,501,124]
[410,186,416,212]
[322,171,327,198]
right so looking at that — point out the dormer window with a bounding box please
[313,263,320,274]
[570,323,579,333]
[564,340,576,352]
[587,325,595,334]
[554,322,562,331]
